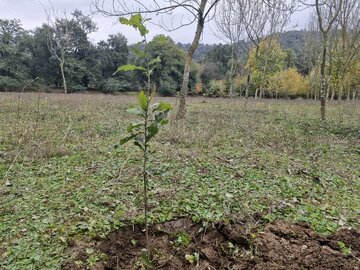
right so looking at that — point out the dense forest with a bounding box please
[1,8,359,99]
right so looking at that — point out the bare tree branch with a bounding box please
[91,0,220,119]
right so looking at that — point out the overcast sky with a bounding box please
[0,0,310,44]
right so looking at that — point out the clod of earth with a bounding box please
[64,219,360,270]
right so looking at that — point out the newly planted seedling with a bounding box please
[117,14,172,256]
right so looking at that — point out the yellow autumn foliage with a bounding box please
[269,68,309,98]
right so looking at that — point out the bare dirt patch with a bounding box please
[64,219,360,269]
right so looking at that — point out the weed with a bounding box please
[338,241,352,256]
[173,231,192,248]
[185,252,200,265]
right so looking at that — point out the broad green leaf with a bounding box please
[149,56,161,66]
[120,134,136,145]
[148,123,159,135]
[134,141,144,150]
[146,123,159,143]
[127,122,142,132]
[138,91,148,111]
[126,107,145,116]
[158,118,169,126]
[119,14,149,37]
[117,64,146,72]
[157,101,172,112]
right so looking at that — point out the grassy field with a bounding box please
[0,92,359,269]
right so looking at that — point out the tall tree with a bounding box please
[246,38,287,97]
[303,14,321,99]
[45,9,72,94]
[147,35,187,96]
[45,7,98,93]
[314,0,343,120]
[92,0,220,119]
[214,0,243,96]
[236,0,295,98]
[30,24,59,86]
[0,19,32,91]
[336,0,360,100]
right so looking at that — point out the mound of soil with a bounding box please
[64,219,360,270]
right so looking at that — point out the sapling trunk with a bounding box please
[143,104,149,252]
[118,14,172,262]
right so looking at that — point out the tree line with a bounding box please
[0,1,359,104]
[0,11,197,95]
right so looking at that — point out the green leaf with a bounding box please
[127,122,142,132]
[126,107,145,116]
[140,249,153,267]
[134,141,144,151]
[116,64,147,72]
[120,134,136,145]
[138,91,148,111]
[119,14,149,37]
[147,123,159,142]
[158,118,169,126]
[149,56,161,66]
[157,101,172,112]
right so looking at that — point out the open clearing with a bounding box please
[0,93,359,269]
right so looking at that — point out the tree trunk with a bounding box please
[60,61,67,94]
[245,71,250,99]
[338,71,346,101]
[327,34,334,101]
[320,35,327,120]
[245,45,259,100]
[176,0,207,119]
[255,88,259,99]
[331,87,336,100]
[229,43,235,97]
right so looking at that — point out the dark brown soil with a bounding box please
[64,219,360,270]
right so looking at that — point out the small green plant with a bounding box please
[185,252,200,265]
[173,231,192,248]
[131,239,137,246]
[134,249,154,269]
[338,241,352,256]
[117,14,172,256]
[85,248,107,267]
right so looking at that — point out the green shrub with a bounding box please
[206,80,226,97]
[159,77,178,96]
[100,78,132,93]
[0,76,22,91]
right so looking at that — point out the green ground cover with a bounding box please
[0,93,359,269]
